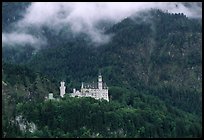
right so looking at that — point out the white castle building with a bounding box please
[59,74,109,102]
[60,81,66,98]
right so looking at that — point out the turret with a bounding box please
[60,81,66,97]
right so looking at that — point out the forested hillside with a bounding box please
[2,3,202,138]
[2,63,59,137]
[2,64,202,137]
[26,9,202,115]
[2,2,31,32]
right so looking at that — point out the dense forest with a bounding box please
[2,3,202,138]
[2,64,202,137]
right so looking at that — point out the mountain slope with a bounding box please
[25,10,202,115]
[2,62,59,137]
[2,2,31,32]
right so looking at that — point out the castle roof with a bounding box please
[83,82,108,89]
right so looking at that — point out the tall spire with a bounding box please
[98,72,102,90]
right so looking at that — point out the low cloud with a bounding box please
[2,32,47,47]
[3,2,202,46]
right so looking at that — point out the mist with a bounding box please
[2,32,47,47]
[2,2,202,47]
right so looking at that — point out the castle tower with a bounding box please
[60,81,66,97]
[98,73,103,90]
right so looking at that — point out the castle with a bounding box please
[59,74,109,102]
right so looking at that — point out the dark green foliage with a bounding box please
[2,45,36,64]
[149,84,202,116]
[2,62,59,101]
[2,62,59,138]
[2,2,31,32]
[15,96,201,138]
